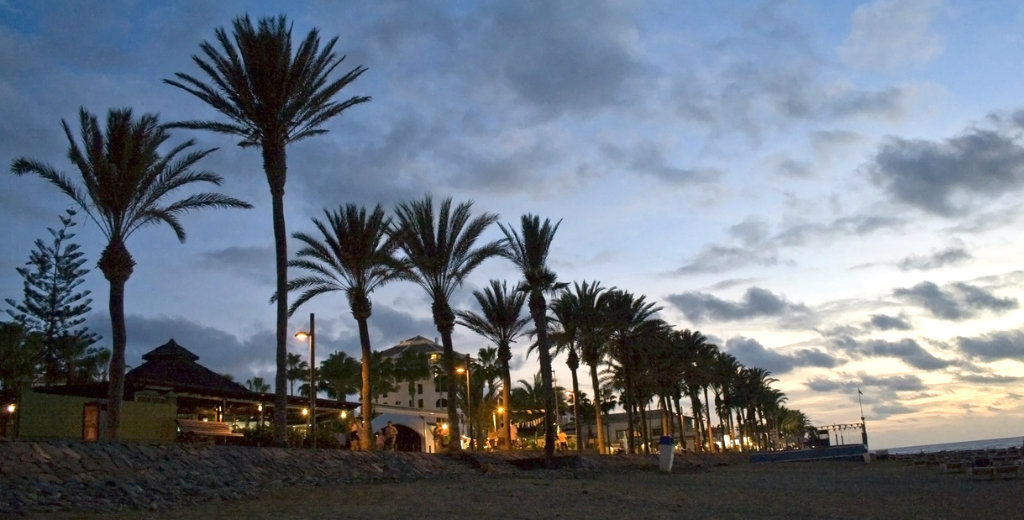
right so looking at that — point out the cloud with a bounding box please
[199,245,276,285]
[868,313,912,331]
[956,329,1024,362]
[898,244,971,271]
[470,0,648,118]
[673,245,781,275]
[869,112,1024,216]
[724,336,839,375]
[893,281,1018,320]
[666,287,811,323]
[600,141,723,186]
[858,338,957,370]
[673,213,905,275]
[804,372,925,394]
[957,373,1021,385]
[839,0,944,72]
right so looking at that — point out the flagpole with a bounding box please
[858,388,868,448]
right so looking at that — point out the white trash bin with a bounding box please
[658,435,674,472]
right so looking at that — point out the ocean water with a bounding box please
[885,436,1024,455]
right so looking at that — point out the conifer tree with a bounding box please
[5,209,104,384]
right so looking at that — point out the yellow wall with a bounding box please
[17,388,176,442]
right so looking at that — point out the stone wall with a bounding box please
[0,439,730,516]
[0,440,473,516]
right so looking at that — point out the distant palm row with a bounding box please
[10,14,809,457]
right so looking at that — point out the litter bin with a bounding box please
[658,435,674,472]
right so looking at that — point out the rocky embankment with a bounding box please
[0,439,736,516]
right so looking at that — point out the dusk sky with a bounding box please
[2,0,1023,450]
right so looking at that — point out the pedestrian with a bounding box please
[558,430,568,452]
[385,421,398,452]
[349,421,360,451]
[432,424,444,452]
[376,429,385,450]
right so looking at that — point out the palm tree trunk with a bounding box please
[266,144,290,447]
[99,238,133,441]
[623,362,636,454]
[433,300,461,453]
[530,293,555,461]
[106,277,127,440]
[688,391,704,452]
[356,315,374,451]
[703,386,713,451]
[673,394,686,447]
[568,349,582,454]
[589,364,607,454]
[639,397,651,454]
[499,343,513,450]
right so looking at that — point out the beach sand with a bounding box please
[32,456,1022,520]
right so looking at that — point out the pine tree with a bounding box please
[5,209,104,385]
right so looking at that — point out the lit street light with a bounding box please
[295,312,316,449]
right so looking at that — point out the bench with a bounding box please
[176,419,244,442]
[970,464,1021,480]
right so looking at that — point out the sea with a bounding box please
[884,435,1024,455]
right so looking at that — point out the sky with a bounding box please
[2,0,1023,450]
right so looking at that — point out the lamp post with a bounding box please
[456,354,472,450]
[295,313,316,449]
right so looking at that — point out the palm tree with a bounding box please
[500,214,563,460]
[392,195,504,453]
[246,377,271,393]
[11,108,251,438]
[286,352,309,395]
[165,15,370,444]
[456,280,529,450]
[574,281,612,453]
[549,282,605,453]
[710,350,741,450]
[318,351,361,400]
[602,289,661,454]
[391,347,430,407]
[284,204,406,450]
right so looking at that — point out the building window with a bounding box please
[418,399,424,409]
[417,383,423,394]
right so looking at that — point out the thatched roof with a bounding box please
[126,339,252,398]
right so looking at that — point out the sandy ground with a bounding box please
[34,458,1023,520]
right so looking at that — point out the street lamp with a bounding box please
[455,354,472,450]
[295,312,316,449]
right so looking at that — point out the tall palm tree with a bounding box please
[575,281,612,453]
[500,214,563,460]
[165,15,370,444]
[602,289,661,454]
[710,350,741,450]
[456,280,529,450]
[283,204,406,450]
[11,108,251,438]
[392,195,504,453]
[549,282,605,453]
[677,329,710,451]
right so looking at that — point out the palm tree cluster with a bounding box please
[546,284,812,454]
[8,13,810,453]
